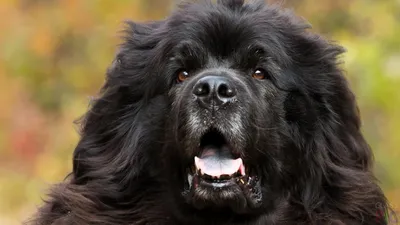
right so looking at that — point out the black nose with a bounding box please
[193,75,236,108]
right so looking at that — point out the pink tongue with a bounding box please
[194,147,243,177]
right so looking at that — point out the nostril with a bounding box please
[194,82,210,97]
[218,83,236,98]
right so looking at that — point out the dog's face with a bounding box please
[160,1,314,214]
[171,57,280,212]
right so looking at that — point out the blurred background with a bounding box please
[0,0,399,224]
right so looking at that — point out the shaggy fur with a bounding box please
[30,0,392,224]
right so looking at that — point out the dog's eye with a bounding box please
[252,69,266,80]
[177,70,190,82]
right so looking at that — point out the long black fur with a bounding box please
[30,0,393,224]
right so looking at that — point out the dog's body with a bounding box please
[31,0,391,224]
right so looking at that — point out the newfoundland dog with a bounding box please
[31,0,392,224]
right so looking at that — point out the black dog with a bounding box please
[31,0,392,224]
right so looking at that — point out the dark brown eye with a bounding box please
[252,69,266,79]
[177,70,190,82]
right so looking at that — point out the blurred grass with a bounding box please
[0,0,399,224]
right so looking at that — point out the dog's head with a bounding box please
[159,0,346,214]
[70,0,389,223]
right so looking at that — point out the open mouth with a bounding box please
[187,128,258,189]
[183,128,263,211]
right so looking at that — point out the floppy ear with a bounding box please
[286,30,391,223]
[29,21,174,225]
[72,20,167,186]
